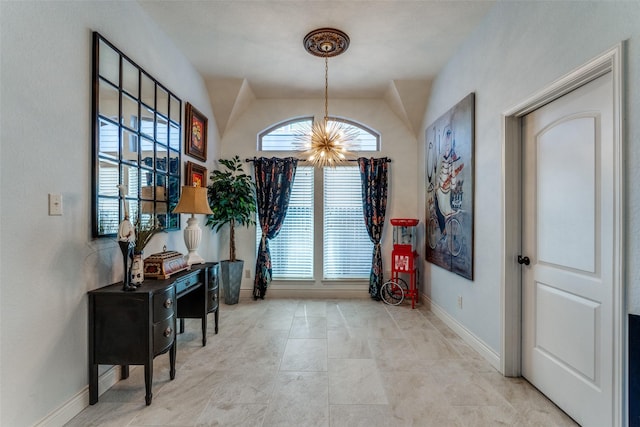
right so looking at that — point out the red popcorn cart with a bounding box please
[382,218,420,308]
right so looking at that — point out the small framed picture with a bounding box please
[185,103,207,162]
[186,161,207,187]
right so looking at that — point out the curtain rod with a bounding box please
[245,157,391,163]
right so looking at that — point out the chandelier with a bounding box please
[297,28,358,168]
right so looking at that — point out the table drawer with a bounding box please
[174,272,201,295]
[207,264,219,313]
[153,318,174,354]
[208,288,219,313]
[153,287,175,322]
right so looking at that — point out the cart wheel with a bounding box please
[447,217,463,256]
[381,278,409,306]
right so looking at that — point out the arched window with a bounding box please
[258,116,380,151]
[256,116,380,281]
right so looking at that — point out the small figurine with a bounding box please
[117,185,137,291]
[117,185,136,243]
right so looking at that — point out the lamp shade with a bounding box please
[172,186,213,215]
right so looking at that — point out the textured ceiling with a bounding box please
[138,0,494,99]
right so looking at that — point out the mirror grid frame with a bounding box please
[92,31,182,238]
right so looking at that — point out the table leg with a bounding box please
[89,363,98,405]
[144,360,153,405]
[202,316,207,346]
[170,342,176,380]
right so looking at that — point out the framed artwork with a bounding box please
[186,161,207,187]
[425,93,475,280]
[185,103,207,161]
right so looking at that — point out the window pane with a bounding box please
[257,167,314,279]
[122,129,139,164]
[121,93,139,129]
[140,109,154,138]
[121,164,139,199]
[98,79,119,122]
[260,118,312,151]
[169,149,180,175]
[169,95,181,126]
[97,197,120,235]
[122,59,138,98]
[328,118,379,151]
[169,122,181,151]
[157,87,169,118]
[323,166,373,279]
[98,40,119,85]
[98,159,119,197]
[98,118,119,159]
[259,116,379,152]
[141,73,154,108]
[156,145,168,173]
[156,114,168,145]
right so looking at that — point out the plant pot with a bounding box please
[220,259,244,305]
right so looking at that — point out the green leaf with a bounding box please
[206,155,257,261]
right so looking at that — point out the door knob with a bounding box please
[517,255,530,266]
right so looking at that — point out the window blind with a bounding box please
[256,166,314,278]
[323,166,373,279]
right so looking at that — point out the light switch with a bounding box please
[49,193,63,216]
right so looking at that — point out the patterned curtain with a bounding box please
[358,157,389,300]
[253,157,298,299]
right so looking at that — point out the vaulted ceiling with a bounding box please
[138,0,495,136]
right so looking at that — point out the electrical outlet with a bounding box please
[457,296,463,309]
[245,269,251,278]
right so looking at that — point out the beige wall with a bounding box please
[219,98,419,294]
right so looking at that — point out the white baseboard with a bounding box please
[34,365,122,427]
[238,287,370,300]
[422,294,502,372]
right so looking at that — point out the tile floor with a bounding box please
[67,298,578,426]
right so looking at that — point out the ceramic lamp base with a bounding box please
[183,215,205,265]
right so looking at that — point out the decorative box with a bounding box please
[144,250,189,279]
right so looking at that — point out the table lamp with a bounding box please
[172,185,213,265]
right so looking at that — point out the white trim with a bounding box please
[501,114,523,377]
[238,287,370,300]
[422,294,501,371]
[34,366,122,427]
[501,42,625,426]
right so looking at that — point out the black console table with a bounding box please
[88,262,219,405]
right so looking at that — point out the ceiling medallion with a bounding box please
[298,28,354,168]
[303,28,350,58]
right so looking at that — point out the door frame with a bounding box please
[501,43,625,425]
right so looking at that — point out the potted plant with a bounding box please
[206,155,256,304]
[130,217,163,286]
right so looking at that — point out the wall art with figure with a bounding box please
[425,93,474,280]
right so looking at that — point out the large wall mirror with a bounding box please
[92,32,181,237]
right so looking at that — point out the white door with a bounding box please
[521,72,614,427]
